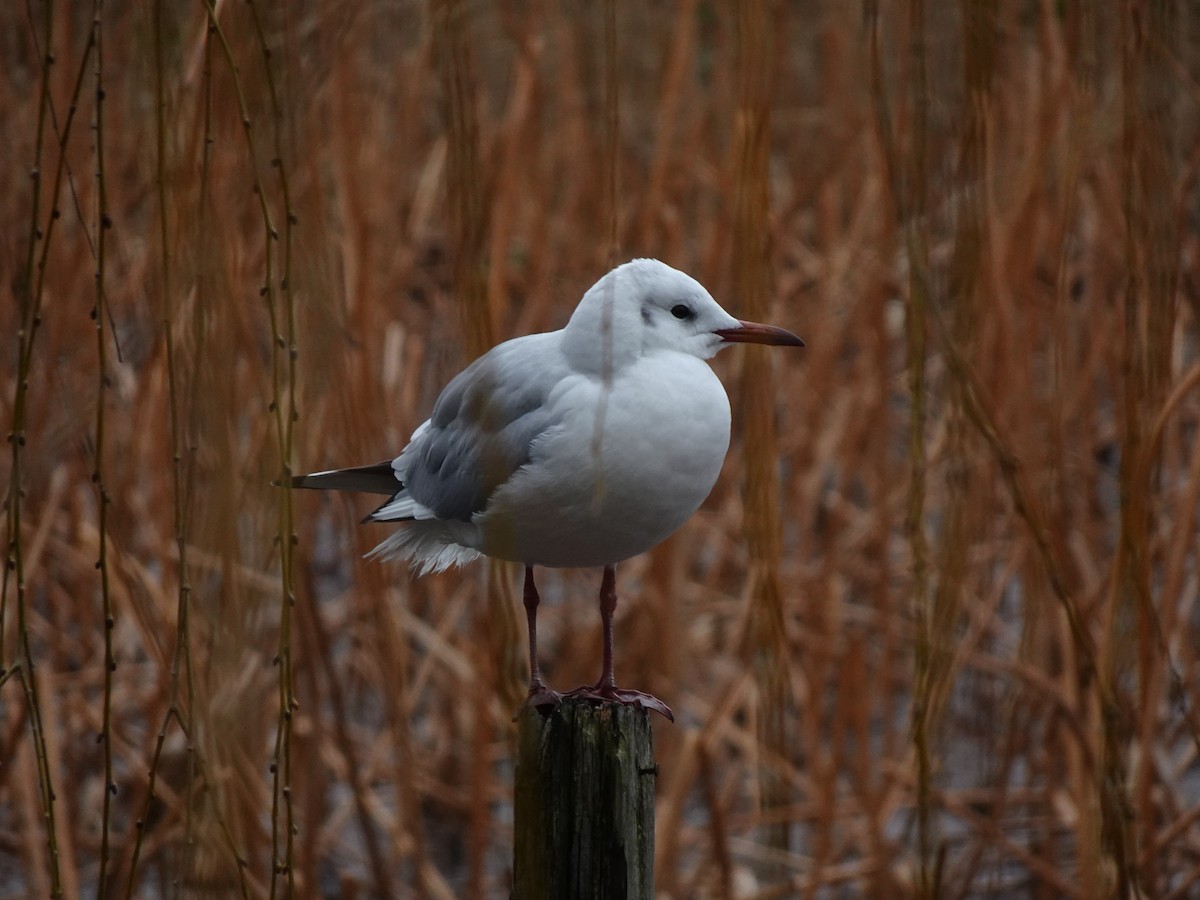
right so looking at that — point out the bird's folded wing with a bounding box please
[397,334,566,523]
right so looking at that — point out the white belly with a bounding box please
[476,353,732,567]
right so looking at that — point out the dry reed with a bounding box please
[2,2,1198,898]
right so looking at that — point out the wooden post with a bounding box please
[512,700,657,900]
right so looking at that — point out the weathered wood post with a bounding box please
[512,700,657,899]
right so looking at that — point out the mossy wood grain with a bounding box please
[513,701,657,900]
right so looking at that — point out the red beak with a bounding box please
[715,320,805,347]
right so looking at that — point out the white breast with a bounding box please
[476,352,732,567]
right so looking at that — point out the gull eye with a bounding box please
[671,304,693,320]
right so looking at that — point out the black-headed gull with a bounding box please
[295,258,803,720]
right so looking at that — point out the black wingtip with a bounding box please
[288,461,400,495]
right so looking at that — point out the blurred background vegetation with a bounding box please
[3,1,1199,897]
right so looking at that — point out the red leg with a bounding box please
[564,566,674,721]
[597,564,618,689]
[522,566,560,709]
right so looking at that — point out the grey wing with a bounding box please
[385,334,564,522]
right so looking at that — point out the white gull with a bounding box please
[295,258,803,720]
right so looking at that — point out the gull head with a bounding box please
[561,258,803,372]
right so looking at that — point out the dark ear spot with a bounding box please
[641,305,653,326]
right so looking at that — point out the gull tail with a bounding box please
[293,460,438,523]
[294,458,477,573]
[291,461,398,495]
